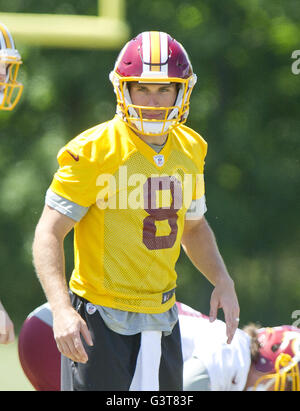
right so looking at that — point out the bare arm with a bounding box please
[33,205,93,362]
[181,216,240,343]
[0,300,15,344]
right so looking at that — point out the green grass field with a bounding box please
[0,338,35,391]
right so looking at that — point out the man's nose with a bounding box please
[147,93,160,107]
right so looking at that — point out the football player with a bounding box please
[18,302,300,391]
[0,22,23,345]
[178,302,300,391]
[32,31,239,391]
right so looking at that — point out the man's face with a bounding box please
[129,82,178,120]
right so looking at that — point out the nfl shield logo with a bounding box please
[86,303,97,315]
[153,154,165,167]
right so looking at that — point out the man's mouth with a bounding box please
[142,111,165,120]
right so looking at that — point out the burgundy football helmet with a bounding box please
[109,31,197,135]
[253,325,300,391]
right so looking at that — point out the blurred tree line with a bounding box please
[0,0,299,331]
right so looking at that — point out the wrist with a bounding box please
[50,300,73,317]
[214,271,234,288]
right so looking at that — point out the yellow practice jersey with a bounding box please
[50,116,207,313]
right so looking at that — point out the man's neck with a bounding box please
[134,131,169,146]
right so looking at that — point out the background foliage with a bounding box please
[0,0,299,331]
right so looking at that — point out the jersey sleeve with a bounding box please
[191,134,207,201]
[45,188,89,221]
[185,174,207,220]
[49,138,99,208]
[184,130,208,219]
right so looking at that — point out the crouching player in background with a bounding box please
[0,300,14,344]
[0,22,23,345]
[18,302,300,391]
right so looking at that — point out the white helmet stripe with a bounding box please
[6,27,15,49]
[142,31,169,77]
[159,32,168,75]
[0,26,6,50]
[142,31,151,74]
[0,23,14,49]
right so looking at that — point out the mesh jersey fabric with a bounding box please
[50,115,207,313]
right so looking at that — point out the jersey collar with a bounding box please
[115,116,173,169]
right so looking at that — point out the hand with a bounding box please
[53,306,93,363]
[209,278,240,344]
[0,305,15,344]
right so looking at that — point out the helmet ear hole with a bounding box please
[271,344,280,352]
